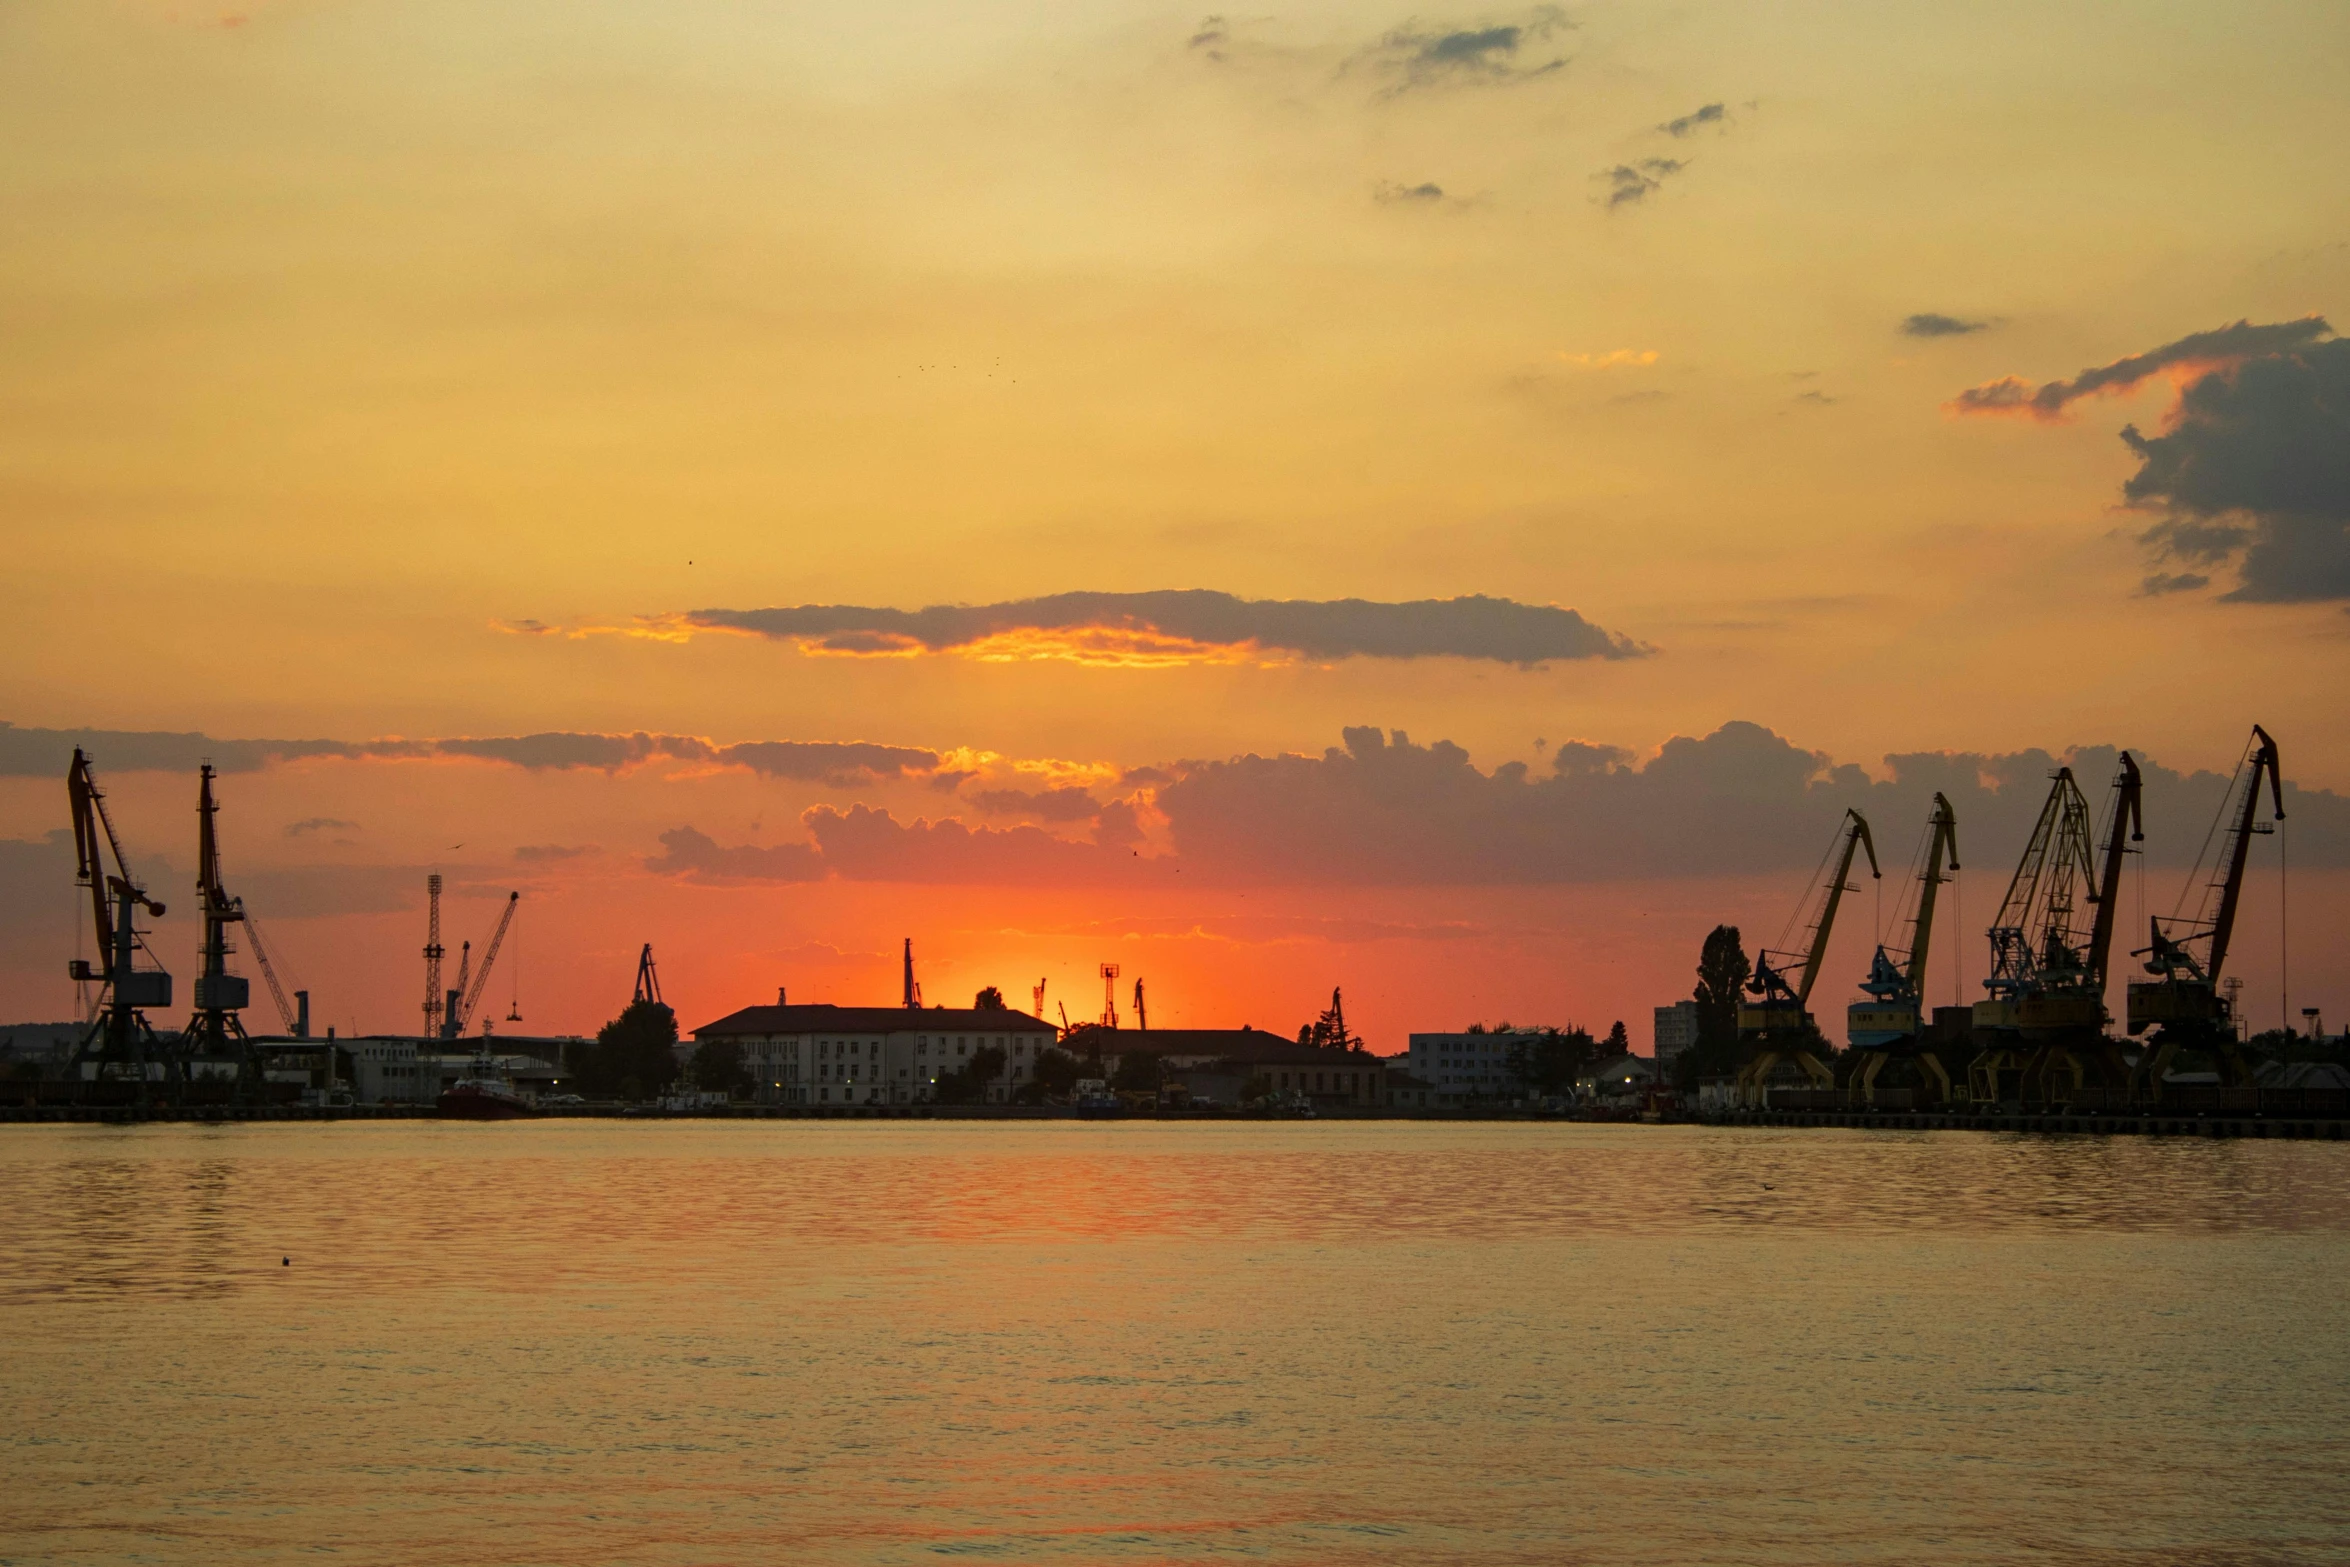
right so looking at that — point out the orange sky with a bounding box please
[3,0,2345,1046]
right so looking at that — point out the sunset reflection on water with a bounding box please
[4,1121,2347,1564]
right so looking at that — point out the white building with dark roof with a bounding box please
[692,1003,1057,1106]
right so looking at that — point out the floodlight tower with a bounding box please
[1099,963,1120,1028]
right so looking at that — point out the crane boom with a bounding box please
[243,913,301,1034]
[2207,726,2283,984]
[454,892,520,1034]
[1904,794,1960,995]
[1797,810,1878,1005]
[2084,753,2143,990]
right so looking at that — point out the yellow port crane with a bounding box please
[2129,725,2283,1089]
[1736,808,1877,1107]
[1846,793,1959,1107]
[1967,755,2140,1105]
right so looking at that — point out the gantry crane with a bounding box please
[1735,808,1877,1107]
[1966,755,2141,1104]
[2129,726,2283,1089]
[1847,793,1959,1106]
[64,748,173,1096]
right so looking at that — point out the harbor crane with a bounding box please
[242,911,310,1038]
[1847,793,1959,1106]
[438,891,519,1040]
[178,763,264,1092]
[2129,725,2284,1088]
[1735,809,1877,1107]
[64,749,175,1094]
[1100,963,1121,1028]
[1966,755,2141,1105]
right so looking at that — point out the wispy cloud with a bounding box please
[1947,315,2331,421]
[1658,102,1725,137]
[284,816,358,837]
[1902,312,1992,338]
[1558,349,1659,370]
[1599,158,1684,209]
[1374,180,1447,205]
[1354,9,1572,96]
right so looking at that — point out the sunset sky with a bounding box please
[3,0,2345,1047]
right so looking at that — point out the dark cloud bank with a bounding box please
[647,723,2350,888]
[12,724,2342,909]
[686,591,1645,665]
[1952,316,2347,601]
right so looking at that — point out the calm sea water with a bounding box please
[3,1121,2347,1565]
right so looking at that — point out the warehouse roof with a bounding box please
[694,1004,1053,1038]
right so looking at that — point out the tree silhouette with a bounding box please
[584,997,680,1101]
[1694,925,1749,1049]
[974,986,1007,1010]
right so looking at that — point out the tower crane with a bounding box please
[2129,725,2283,1089]
[439,891,519,1040]
[1847,793,1959,1106]
[64,749,173,1094]
[1735,809,1877,1107]
[1966,756,2140,1105]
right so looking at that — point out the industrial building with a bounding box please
[1064,1024,1400,1109]
[691,1002,1059,1107]
[1653,1001,1699,1064]
[1403,1032,1522,1102]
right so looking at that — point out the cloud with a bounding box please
[1188,14,1230,56]
[1599,158,1684,209]
[1902,313,1991,338]
[1558,349,1659,370]
[231,864,431,919]
[434,732,706,772]
[1374,180,1447,204]
[0,723,940,785]
[285,817,358,837]
[683,591,1646,667]
[644,826,826,883]
[1658,102,1725,137]
[715,740,942,785]
[0,722,365,778]
[514,843,597,863]
[2122,334,2350,602]
[1356,9,1571,95]
[1144,723,2350,882]
[2137,571,2211,597]
[803,805,1153,884]
[966,786,1103,822]
[1947,316,2332,421]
